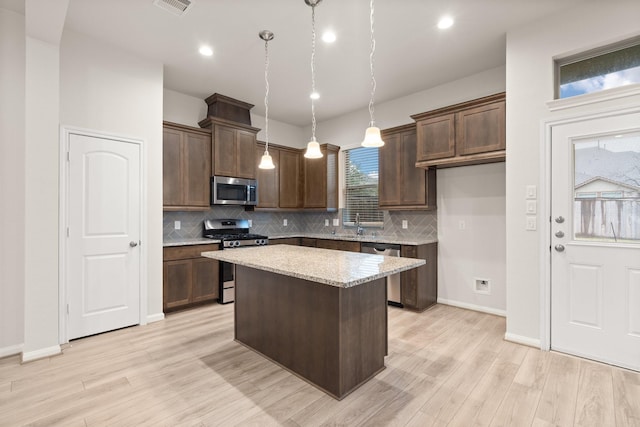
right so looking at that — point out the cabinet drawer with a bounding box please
[163,244,220,261]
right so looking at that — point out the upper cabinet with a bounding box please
[255,142,280,209]
[199,117,259,180]
[379,124,436,210]
[163,122,212,210]
[412,92,505,169]
[303,144,340,211]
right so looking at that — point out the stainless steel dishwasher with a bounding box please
[361,242,402,307]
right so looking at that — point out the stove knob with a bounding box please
[234,241,240,248]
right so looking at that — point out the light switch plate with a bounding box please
[283,219,288,226]
[324,219,329,226]
[526,185,537,199]
[333,218,339,226]
[402,220,408,229]
[174,221,181,230]
[526,216,537,231]
[526,200,537,214]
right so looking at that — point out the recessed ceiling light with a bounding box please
[310,91,320,100]
[322,31,336,43]
[199,46,213,57]
[437,16,454,29]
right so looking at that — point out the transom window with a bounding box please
[557,38,640,99]
[343,146,383,226]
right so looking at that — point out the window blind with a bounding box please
[343,146,384,225]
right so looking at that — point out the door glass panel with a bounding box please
[573,132,640,243]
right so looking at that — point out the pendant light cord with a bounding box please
[368,0,376,128]
[263,37,270,151]
[310,4,317,141]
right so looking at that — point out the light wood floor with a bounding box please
[1,303,639,427]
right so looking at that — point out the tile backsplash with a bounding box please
[164,207,437,241]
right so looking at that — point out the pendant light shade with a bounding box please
[259,150,276,169]
[304,138,323,159]
[361,0,384,148]
[258,30,276,170]
[361,126,384,147]
[303,0,323,159]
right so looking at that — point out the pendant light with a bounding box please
[361,0,384,148]
[303,0,323,159]
[258,30,276,170]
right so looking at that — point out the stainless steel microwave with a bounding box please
[211,176,258,206]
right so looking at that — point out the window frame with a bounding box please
[341,143,384,228]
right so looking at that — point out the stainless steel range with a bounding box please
[203,219,268,303]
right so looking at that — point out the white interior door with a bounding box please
[551,112,640,371]
[67,133,141,340]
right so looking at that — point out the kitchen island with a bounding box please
[201,244,425,400]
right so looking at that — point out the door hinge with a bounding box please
[66,304,69,315]
[67,227,70,237]
[67,151,70,162]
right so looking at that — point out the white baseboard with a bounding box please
[0,344,23,359]
[437,298,506,317]
[147,312,165,323]
[21,345,61,363]
[504,332,541,349]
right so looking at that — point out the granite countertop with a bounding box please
[200,244,425,288]
[269,233,438,246]
[163,238,221,247]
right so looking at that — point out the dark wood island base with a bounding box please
[234,265,388,400]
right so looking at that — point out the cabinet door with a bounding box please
[213,126,237,177]
[163,128,183,206]
[303,153,327,208]
[400,246,418,309]
[456,100,505,156]
[416,113,456,161]
[279,150,301,208]
[183,132,211,207]
[400,130,426,205]
[270,238,301,246]
[256,146,279,208]
[191,258,219,303]
[378,132,402,207]
[236,129,257,179]
[163,260,192,310]
[300,238,317,247]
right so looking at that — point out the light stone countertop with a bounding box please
[269,233,438,246]
[163,238,221,247]
[200,244,425,288]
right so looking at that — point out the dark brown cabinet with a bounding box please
[163,122,212,210]
[199,117,259,180]
[412,93,505,169]
[303,144,340,211]
[163,244,220,312]
[400,243,438,311]
[379,124,436,210]
[316,239,361,252]
[269,237,301,246]
[255,143,303,210]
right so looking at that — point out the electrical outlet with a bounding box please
[402,220,408,229]
[526,216,537,231]
[333,218,339,226]
[324,219,329,226]
[248,219,252,227]
[474,278,490,294]
[283,219,288,226]
[174,221,181,230]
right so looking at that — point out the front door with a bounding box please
[67,132,141,340]
[551,111,640,371]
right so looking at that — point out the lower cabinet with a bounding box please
[163,244,220,312]
[269,237,301,246]
[316,239,361,252]
[401,243,438,311]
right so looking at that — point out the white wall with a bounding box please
[0,7,26,357]
[505,3,640,345]
[60,30,165,324]
[437,163,506,315]
[163,88,306,148]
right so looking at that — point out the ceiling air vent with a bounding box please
[153,0,193,16]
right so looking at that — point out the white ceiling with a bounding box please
[59,1,585,126]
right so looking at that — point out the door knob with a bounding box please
[554,244,565,252]
[555,216,565,224]
[129,241,138,247]
[555,231,565,238]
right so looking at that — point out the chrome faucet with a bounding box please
[355,213,364,236]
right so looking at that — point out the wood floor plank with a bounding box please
[0,303,638,427]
